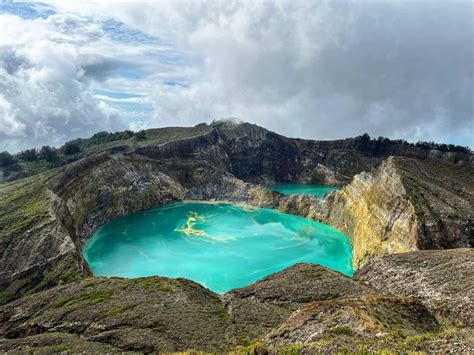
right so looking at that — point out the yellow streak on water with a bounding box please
[175,212,236,242]
[175,212,207,236]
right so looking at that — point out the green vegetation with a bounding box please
[0,151,22,177]
[54,344,73,351]
[55,290,113,308]
[19,148,38,162]
[0,151,17,166]
[135,129,146,140]
[28,254,81,294]
[0,172,52,238]
[133,276,179,292]
[329,325,355,336]
[0,125,213,182]
[0,253,81,306]
[62,142,81,155]
[280,344,303,354]
[141,125,213,145]
[229,341,269,354]
[39,145,58,162]
[229,342,301,355]
[388,327,407,339]
[302,326,470,353]
[355,133,471,154]
[106,304,137,317]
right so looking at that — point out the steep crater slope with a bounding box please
[0,122,472,305]
[283,156,473,268]
[0,142,279,304]
[0,172,80,305]
[135,121,472,185]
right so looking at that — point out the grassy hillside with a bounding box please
[0,172,53,239]
[0,125,213,183]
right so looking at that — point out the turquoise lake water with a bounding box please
[83,202,353,293]
[267,183,342,197]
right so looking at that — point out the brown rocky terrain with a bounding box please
[0,121,472,352]
[280,156,473,268]
[223,263,374,343]
[0,276,234,352]
[262,295,439,349]
[1,259,472,353]
[356,248,474,326]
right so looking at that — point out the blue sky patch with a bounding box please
[93,89,144,99]
[0,1,55,19]
[107,101,153,113]
[163,80,189,88]
[102,18,167,46]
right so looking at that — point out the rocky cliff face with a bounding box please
[396,158,473,249]
[223,263,374,343]
[0,140,282,304]
[134,121,472,185]
[278,156,473,269]
[262,295,439,350]
[311,157,419,269]
[0,172,81,305]
[1,122,472,306]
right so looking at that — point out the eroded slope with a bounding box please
[1,257,472,353]
[0,122,472,312]
[356,248,474,326]
[296,156,473,268]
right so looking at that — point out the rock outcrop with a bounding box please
[312,157,419,268]
[282,156,473,269]
[0,276,235,352]
[1,258,471,353]
[356,249,474,326]
[0,173,81,305]
[223,263,374,343]
[396,158,474,249]
[263,295,439,349]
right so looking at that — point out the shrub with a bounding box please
[19,148,38,161]
[135,130,146,140]
[0,151,16,167]
[329,325,354,335]
[63,142,81,155]
[39,146,58,162]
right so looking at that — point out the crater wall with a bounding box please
[1,122,472,305]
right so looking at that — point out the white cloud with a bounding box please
[63,1,470,145]
[0,14,122,151]
[1,1,472,152]
[0,94,25,138]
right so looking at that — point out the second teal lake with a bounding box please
[267,183,342,197]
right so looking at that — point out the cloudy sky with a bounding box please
[0,1,472,152]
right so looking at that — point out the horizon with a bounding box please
[1,119,471,156]
[0,1,472,152]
